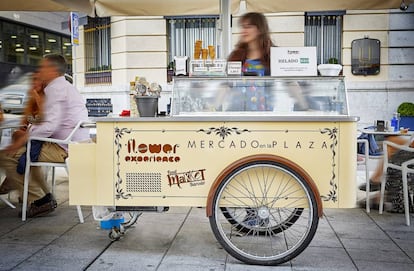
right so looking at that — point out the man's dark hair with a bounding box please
[43,54,67,75]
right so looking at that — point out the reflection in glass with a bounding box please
[45,33,61,55]
[3,22,25,64]
[26,28,44,66]
[62,37,72,73]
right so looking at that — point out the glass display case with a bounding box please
[172,77,348,116]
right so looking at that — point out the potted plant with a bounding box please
[397,102,414,130]
[317,57,343,76]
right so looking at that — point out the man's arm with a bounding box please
[30,86,64,138]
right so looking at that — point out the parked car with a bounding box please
[0,72,32,114]
[0,73,74,114]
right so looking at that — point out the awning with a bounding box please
[94,0,240,17]
[245,0,413,13]
[0,0,94,14]
[0,0,412,16]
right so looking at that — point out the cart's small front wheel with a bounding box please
[209,159,319,266]
[109,227,122,241]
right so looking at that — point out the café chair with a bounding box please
[379,134,414,226]
[21,121,89,222]
[0,173,16,209]
[0,124,23,209]
[357,139,370,213]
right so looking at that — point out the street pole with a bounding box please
[220,0,232,59]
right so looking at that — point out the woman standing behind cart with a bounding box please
[228,12,309,111]
[228,12,273,76]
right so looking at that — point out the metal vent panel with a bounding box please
[125,173,162,193]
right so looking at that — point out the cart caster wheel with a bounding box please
[109,227,122,241]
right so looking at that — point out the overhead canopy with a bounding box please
[94,0,240,17]
[245,0,412,13]
[0,0,412,16]
[0,0,94,14]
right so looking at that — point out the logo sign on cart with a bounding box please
[70,12,80,46]
[271,47,317,76]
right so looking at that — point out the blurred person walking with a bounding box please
[0,71,46,196]
[0,54,89,217]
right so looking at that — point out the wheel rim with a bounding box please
[214,163,316,262]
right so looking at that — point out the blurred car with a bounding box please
[0,73,73,114]
[0,73,32,114]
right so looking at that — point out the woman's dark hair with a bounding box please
[228,12,274,70]
[43,54,67,75]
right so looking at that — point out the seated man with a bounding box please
[0,54,89,217]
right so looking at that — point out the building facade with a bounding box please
[73,7,414,125]
[5,7,408,126]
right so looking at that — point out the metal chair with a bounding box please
[21,121,89,222]
[401,158,414,226]
[0,123,22,209]
[379,134,414,226]
[357,139,370,213]
[0,173,16,209]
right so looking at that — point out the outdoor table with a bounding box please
[69,76,359,265]
[362,128,413,136]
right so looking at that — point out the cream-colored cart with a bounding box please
[69,76,358,265]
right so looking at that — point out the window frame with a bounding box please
[83,16,112,85]
[166,15,219,64]
[304,11,345,65]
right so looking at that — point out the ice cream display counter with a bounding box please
[69,76,358,265]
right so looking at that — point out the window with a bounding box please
[62,37,73,73]
[26,28,44,66]
[0,20,72,84]
[305,12,344,64]
[167,16,218,63]
[3,22,25,64]
[84,17,111,85]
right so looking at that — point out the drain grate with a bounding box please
[125,172,162,193]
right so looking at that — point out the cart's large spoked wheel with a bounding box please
[209,161,319,266]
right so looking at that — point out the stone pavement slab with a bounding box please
[1,176,414,271]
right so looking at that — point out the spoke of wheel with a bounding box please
[232,175,260,207]
[225,181,259,207]
[275,209,290,251]
[246,170,260,208]
[221,193,253,208]
[275,197,308,210]
[254,167,266,206]
[271,174,290,208]
[263,169,279,206]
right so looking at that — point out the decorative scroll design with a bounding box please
[320,127,338,202]
[197,126,250,140]
[114,127,132,200]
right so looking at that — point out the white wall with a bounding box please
[75,16,169,114]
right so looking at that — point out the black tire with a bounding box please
[220,207,303,235]
[209,160,319,265]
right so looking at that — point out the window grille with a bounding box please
[305,13,343,64]
[167,16,218,63]
[84,17,111,85]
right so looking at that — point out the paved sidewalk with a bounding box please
[0,169,413,271]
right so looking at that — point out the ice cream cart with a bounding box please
[69,76,358,265]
